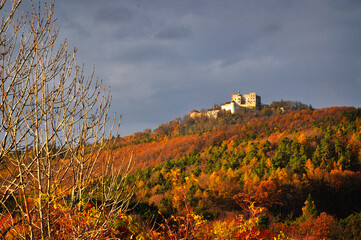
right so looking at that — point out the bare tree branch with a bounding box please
[0,1,132,239]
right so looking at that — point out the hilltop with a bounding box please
[99,103,361,238]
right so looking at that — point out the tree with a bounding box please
[272,137,292,169]
[0,1,131,239]
[297,194,318,223]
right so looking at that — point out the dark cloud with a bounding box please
[262,23,281,34]
[62,17,91,37]
[126,45,164,61]
[95,7,134,23]
[155,25,192,40]
[53,0,361,136]
[110,42,181,65]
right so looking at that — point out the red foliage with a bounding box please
[0,214,15,237]
[235,180,282,211]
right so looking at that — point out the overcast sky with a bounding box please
[53,0,361,136]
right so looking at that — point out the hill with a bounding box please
[104,104,361,239]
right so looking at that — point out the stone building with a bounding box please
[221,92,261,113]
[189,109,219,119]
[220,101,239,114]
[189,92,261,118]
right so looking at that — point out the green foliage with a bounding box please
[270,100,311,111]
[132,202,163,224]
[194,206,219,220]
[257,214,270,229]
[340,212,361,239]
[297,194,318,223]
[272,137,293,169]
[159,197,175,216]
[343,108,361,122]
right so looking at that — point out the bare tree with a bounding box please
[0,0,132,239]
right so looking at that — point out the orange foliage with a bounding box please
[311,212,338,239]
[298,213,338,239]
[235,180,281,210]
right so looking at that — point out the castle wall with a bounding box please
[221,101,239,114]
[223,92,261,111]
[206,110,220,118]
[192,92,261,118]
[190,110,220,119]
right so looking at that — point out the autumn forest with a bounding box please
[1,0,361,239]
[97,104,361,239]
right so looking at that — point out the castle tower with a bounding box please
[228,91,261,110]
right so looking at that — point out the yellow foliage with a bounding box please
[212,219,237,239]
[137,180,144,188]
[226,168,235,180]
[266,158,272,169]
[305,158,314,174]
[298,133,307,145]
[194,189,203,199]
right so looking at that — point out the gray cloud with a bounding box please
[54,0,361,136]
[262,23,281,34]
[95,7,134,23]
[115,44,176,64]
[155,25,192,40]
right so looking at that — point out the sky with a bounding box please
[52,0,361,136]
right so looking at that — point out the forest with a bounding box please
[95,104,361,239]
[1,0,361,239]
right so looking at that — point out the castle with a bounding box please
[221,92,261,113]
[190,92,261,118]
